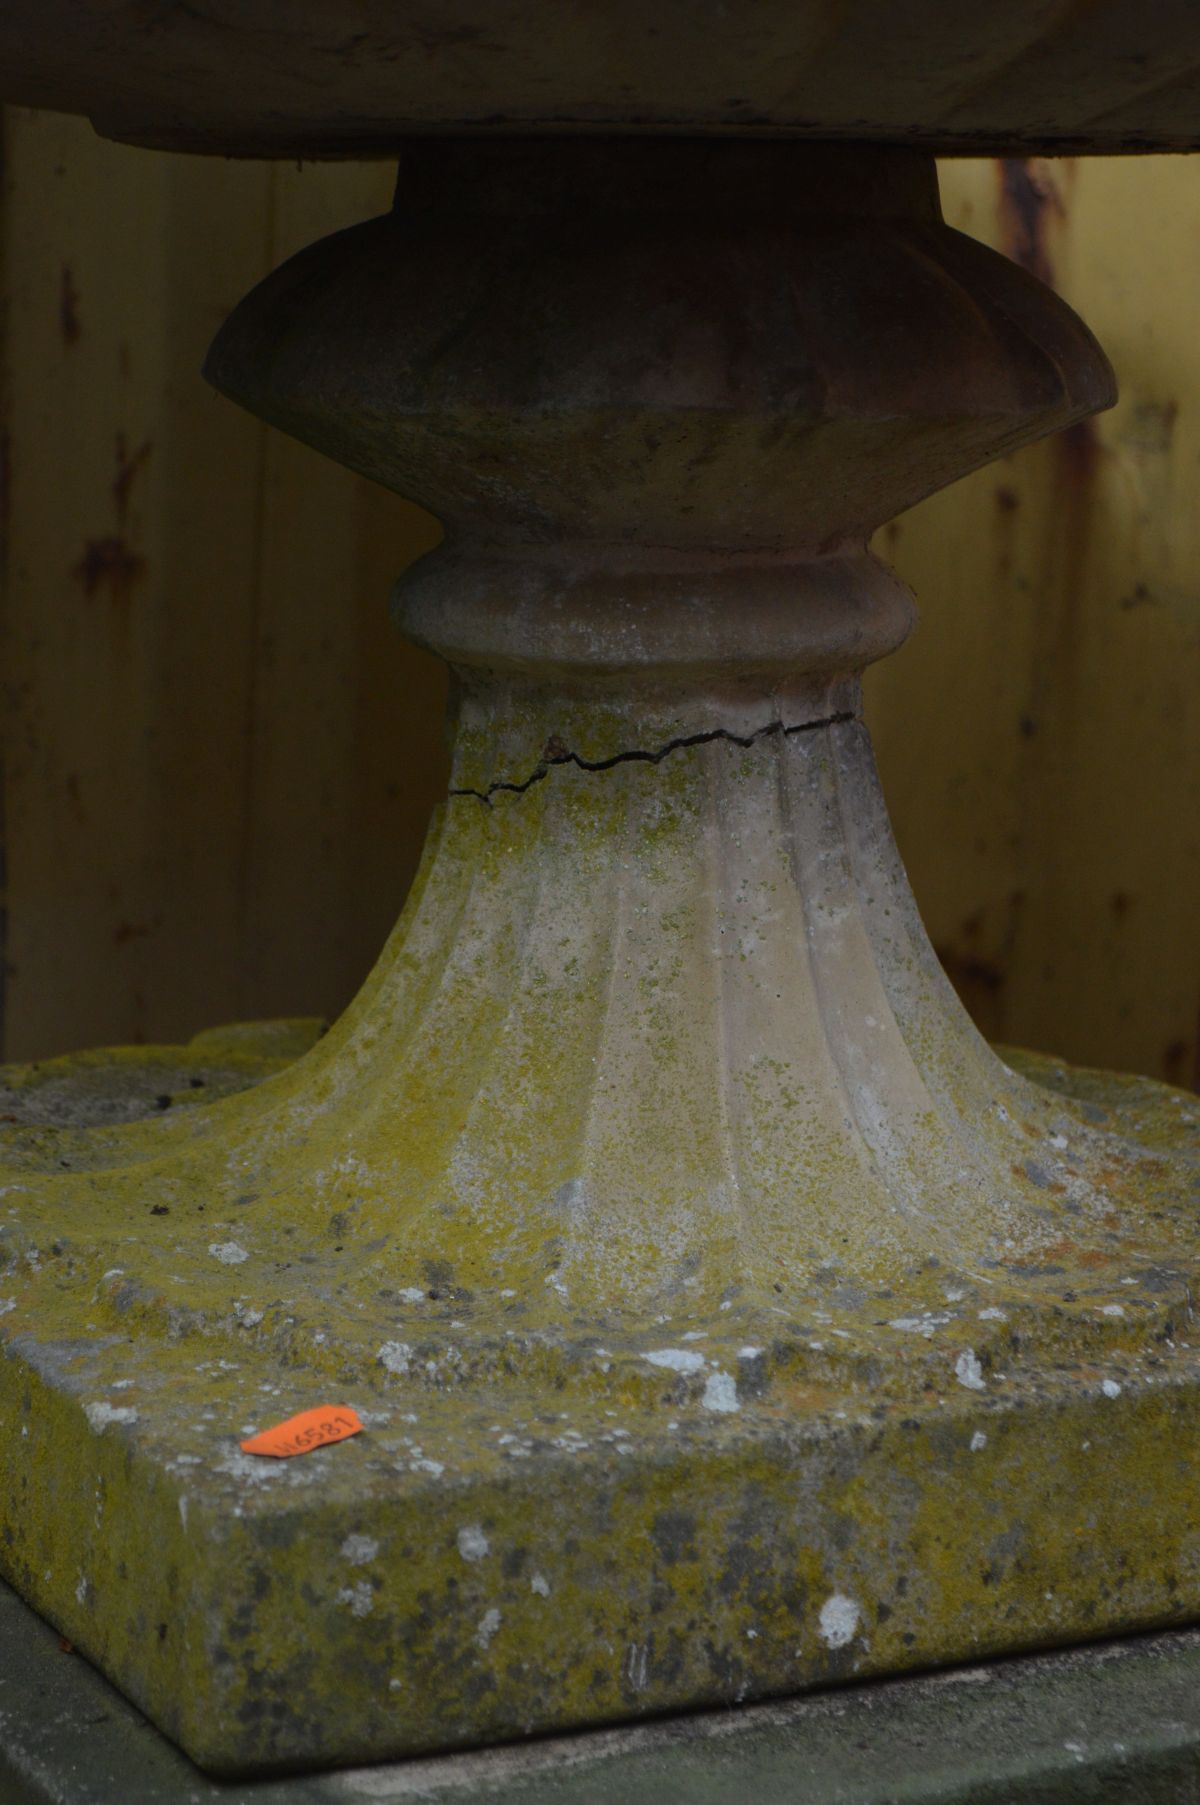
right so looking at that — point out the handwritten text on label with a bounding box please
[240,1405,364,1459]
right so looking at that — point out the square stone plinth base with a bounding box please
[3,1314,1200,1774]
[3,1574,1200,1804]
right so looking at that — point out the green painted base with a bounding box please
[5,1574,1200,1805]
[0,1025,1199,1774]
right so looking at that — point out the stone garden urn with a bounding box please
[0,1,1198,1776]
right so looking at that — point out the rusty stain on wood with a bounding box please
[71,433,153,616]
[933,890,1027,1043]
[996,157,1069,289]
[72,534,145,608]
[111,431,150,523]
[111,919,151,946]
[58,261,80,343]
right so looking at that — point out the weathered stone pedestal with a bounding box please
[0,141,1197,1776]
[6,1574,1200,1805]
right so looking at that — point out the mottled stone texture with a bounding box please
[0,142,1197,1773]
[8,1576,1200,1804]
[7,2,1200,155]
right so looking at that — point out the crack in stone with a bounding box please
[450,711,859,806]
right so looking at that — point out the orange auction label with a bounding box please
[240,1405,364,1459]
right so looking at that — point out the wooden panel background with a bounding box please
[0,108,445,1061]
[868,155,1200,1091]
[1,109,1197,1089]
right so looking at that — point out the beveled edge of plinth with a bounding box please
[2,1026,1198,1773]
[3,1302,1200,1776]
